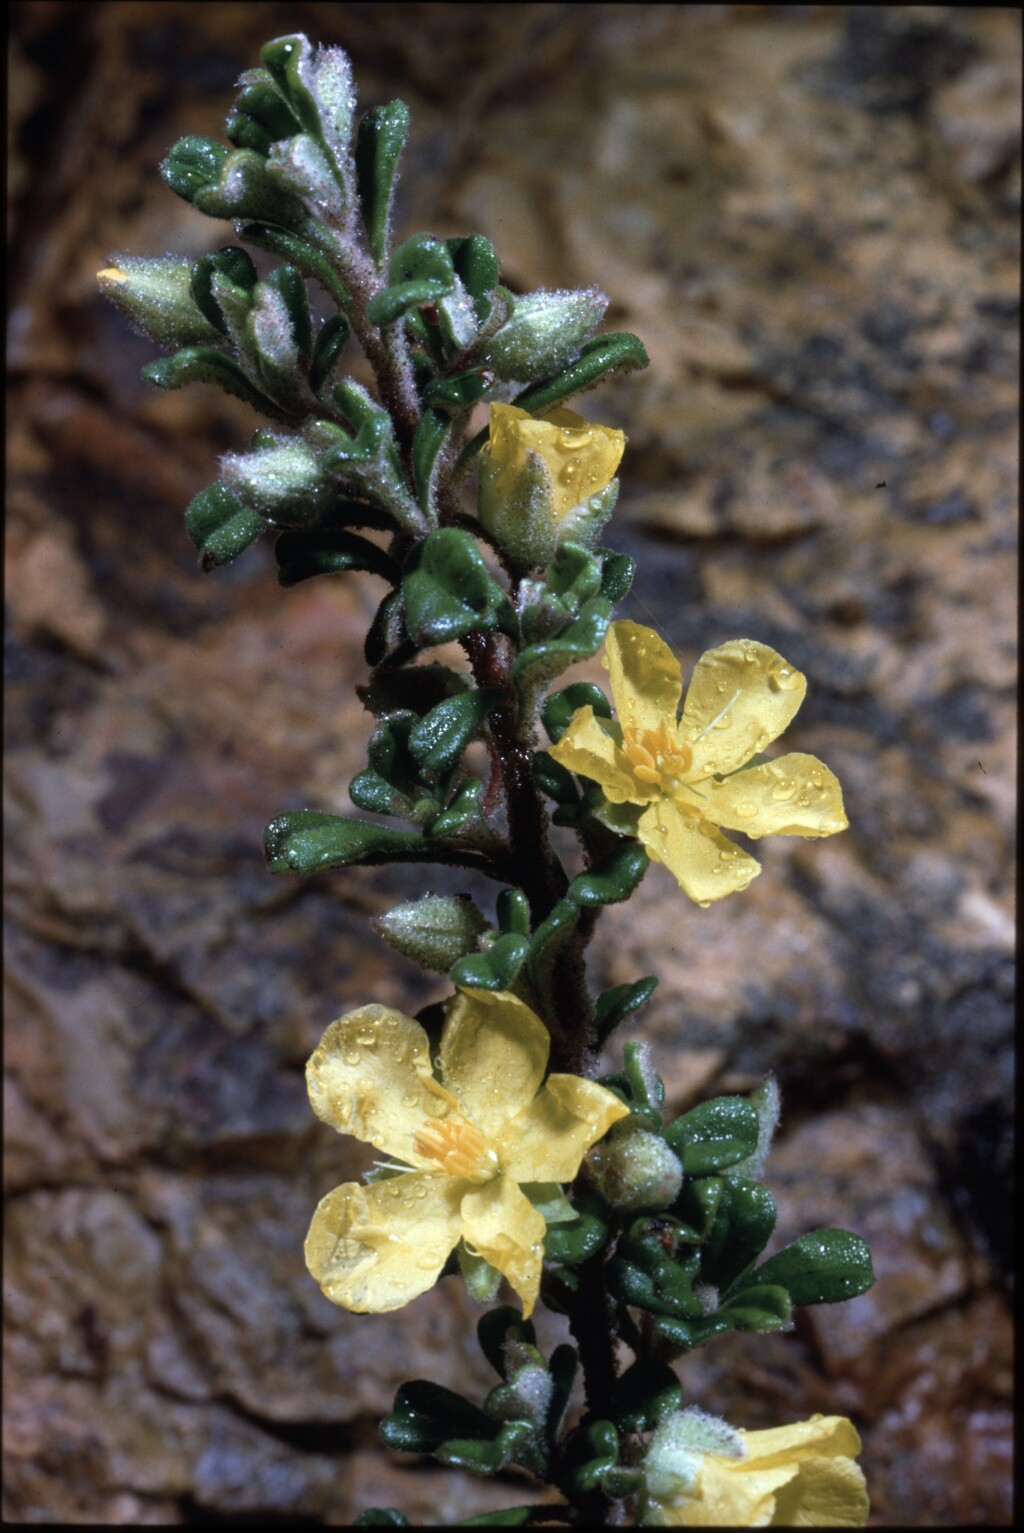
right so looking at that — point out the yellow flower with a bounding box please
[304,988,629,1317]
[477,403,626,568]
[547,621,847,904]
[642,1410,869,1527]
[484,403,625,521]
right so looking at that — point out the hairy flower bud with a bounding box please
[588,1124,683,1212]
[96,257,223,350]
[221,434,326,525]
[375,894,490,973]
[482,287,607,385]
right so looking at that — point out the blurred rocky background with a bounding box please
[5,3,1017,1524]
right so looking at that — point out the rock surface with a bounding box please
[6,4,1016,1525]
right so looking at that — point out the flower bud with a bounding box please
[96,257,223,349]
[477,403,625,570]
[221,433,326,526]
[588,1124,683,1212]
[375,894,490,973]
[482,287,607,384]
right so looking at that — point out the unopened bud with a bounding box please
[375,894,489,973]
[221,434,325,525]
[588,1125,683,1212]
[482,287,607,385]
[96,257,222,349]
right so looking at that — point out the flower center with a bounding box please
[413,1119,500,1183]
[624,722,693,791]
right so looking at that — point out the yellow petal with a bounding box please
[304,1173,463,1312]
[485,403,624,520]
[740,1419,869,1528]
[605,621,684,740]
[739,1416,864,1467]
[769,1453,869,1526]
[439,989,549,1140]
[679,1456,796,1526]
[460,1174,547,1317]
[499,1074,631,1182]
[699,754,848,840]
[547,706,651,804]
[638,800,760,904]
[682,641,806,779]
[306,1005,461,1165]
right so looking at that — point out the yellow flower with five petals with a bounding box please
[547,621,847,904]
[641,1410,869,1526]
[304,988,629,1317]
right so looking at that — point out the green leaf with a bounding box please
[407,688,502,774]
[142,349,290,422]
[525,897,581,1009]
[665,1097,761,1176]
[190,247,259,335]
[746,1229,874,1307]
[690,1177,778,1291]
[718,1283,793,1332]
[402,528,515,646]
[477,1307,537,1378]
[546,1344,578,1449]
[353,1511,410,1528]
[609,1358,683,1434]
[264,811,430,875]
[349,769,401,816]
[457,1506,538,1526]
[275,528,400,586]
[427,778,486,838]
[512,596,611,720]
[594,977,658,1046]
[161,135,230,203]
[598,548,635,604]
[569,841,648,906]
[423,369,492,411]
[497,889,531,935]
[560,1420,620,1499]
[412,407,452,519]
[546,544,603,613]
[447,234,500,323]
[542,1202,608,1265]
[451,933,528,991]
[237,221,352,311]
[309,311,350,395]
[356,100,411,267]
[260,263,313,356]
[512,331,650,417]
[436,1422,533,1477]
[380,1380,496,1454]
[364,587,405,666]
[368,278,453,329]
[230,79,301,143]
[184,482,264,570]
[532,751,580,807]
[541,682,612,744]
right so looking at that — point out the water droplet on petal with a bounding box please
[735,800,759,819]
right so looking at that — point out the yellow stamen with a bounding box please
[413,1119,499,1183]
[624,721,693,789]
[96,267,128,282]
